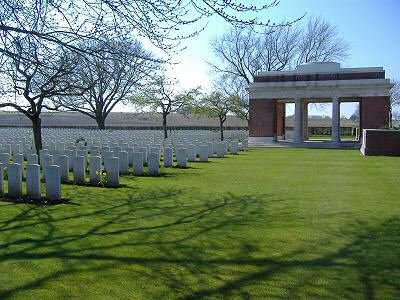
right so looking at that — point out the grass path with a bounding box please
[0,148,399,299]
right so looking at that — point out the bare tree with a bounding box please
[194,91,239,141]
[57,38,158,129]
[0,36,87,154]
[131,75,200,138]
[390,80,400,127]
[296,16,350,65]
[209,16,350,85]
[0,0,283,58]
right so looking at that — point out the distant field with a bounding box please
[0,111,357,128]
[0,112,247,128]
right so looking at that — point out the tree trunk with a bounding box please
[219,118,224,141]
[31,116,42,156]
[163,114,168,139]
[96,115,106,130]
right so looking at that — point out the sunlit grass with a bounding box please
[0,148,399,299]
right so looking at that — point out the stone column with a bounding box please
[46,165,61,201]
[8,163,22,198]
[26,164,41,200]
[303,102,309,140]
[294,98,303,143]
[332,97,341,142]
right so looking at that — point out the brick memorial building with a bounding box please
[248,62,393,148]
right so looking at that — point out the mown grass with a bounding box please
[0,148,399,299]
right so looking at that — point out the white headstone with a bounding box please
[104,157,119,187]
[230,141,238,155]
[198,145,209,162]
[8,163,22,198]
[163,147,173,167]
[90,156,102,185]
[26,164,41,200]
[148,152,160,176]
[118,151,129,175]
[175,148,187,168]
[58,155,70,183]
[46,165,61,201]
[187,144,196,162]
[133,152,144,175]
[73,156,86,185]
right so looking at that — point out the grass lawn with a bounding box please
[308,135,358,141]
[0,148,399,299]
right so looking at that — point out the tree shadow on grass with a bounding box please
[0,189,399,299]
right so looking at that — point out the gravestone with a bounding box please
[104,157,119,187]
[133,152,144,175]
[175,148,187,168]
[163,147,173,167]
[118,151,129,175]
[148,152,160,176]
[8,163,22,198]
[230,141,238,155]
[58,155,70,183]
[73,156,86,185]
[26,164,41,200]
[46,165,61,201]
[90,156,102,185]
[198,145,209,162]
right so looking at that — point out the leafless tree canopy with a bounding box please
[209,16,350,85]
[131,75,200,138]
[57,38,159,129]
[390,80,400,111]
[1,0,282,56]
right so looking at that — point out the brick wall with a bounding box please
[249,99,276,137]
[276,102,285,136]
[361,130,400,156]
[360,96,390,130]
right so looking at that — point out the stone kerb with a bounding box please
[26,164,41,200]
[46,165,61,201]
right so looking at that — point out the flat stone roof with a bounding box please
[257,62,384,76]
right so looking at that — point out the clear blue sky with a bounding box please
[165,0,400,117]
